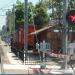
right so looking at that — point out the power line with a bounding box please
[0,0,16,16]
[0,0,15,10]
[0,9,11,12]
[0,0,17,12]
[0,4,13,11]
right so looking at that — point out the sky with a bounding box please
[0,0,39,30]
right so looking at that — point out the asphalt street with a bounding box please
[0,73,73,75]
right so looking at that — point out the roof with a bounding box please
[29,25,55,35]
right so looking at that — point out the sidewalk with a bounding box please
[0,38,59,66]
[2,64,74,74]
[0,39,23,65]
[3,64,74,74]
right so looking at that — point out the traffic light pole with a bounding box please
[24,0,28,64]
[63,0,69,69]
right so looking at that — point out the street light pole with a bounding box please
[63,0,69,69]
[24,0,28,64]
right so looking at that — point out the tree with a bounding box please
[15,1,34,29]
[6,10,14,33]
[41,0,63,22]
[34,2,49,29]
[28,2,34,24]
[15,0,24,29]
[69,0,75,9]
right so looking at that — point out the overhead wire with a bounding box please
[0,0,17,13]
[0,0,17,17]
[0,0,17,28]
[0,0,16,10]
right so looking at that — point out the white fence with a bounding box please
[36,41,50,53]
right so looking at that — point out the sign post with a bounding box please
[63,0,69,69]
[24,0,28,64]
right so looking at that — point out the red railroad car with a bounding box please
[11,25,37,60]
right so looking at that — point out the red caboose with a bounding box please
[11,25,36,59]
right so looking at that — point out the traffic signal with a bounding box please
[66,10,75,25]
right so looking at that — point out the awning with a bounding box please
[29,25,55,35]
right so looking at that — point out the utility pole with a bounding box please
[63,0,69,69]
[13,4,15,33]
[24,0,28,64]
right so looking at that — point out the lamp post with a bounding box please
[24,0,28,64]
[63,0,69,69]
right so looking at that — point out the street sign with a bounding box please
[66,10,75,25]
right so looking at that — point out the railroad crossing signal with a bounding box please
[66,10,75,25]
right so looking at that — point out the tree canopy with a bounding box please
[34,2,49,29]
[6,0,75,32]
